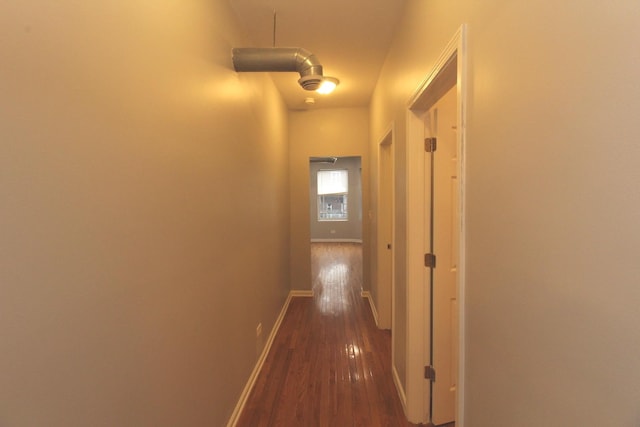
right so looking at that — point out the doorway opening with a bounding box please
[308,156,363,310]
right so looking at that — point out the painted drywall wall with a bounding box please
[290,108,370,290]
[371,0,640,425]
[0,1,289,426]
[309,156,363,242]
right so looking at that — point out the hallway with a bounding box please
[237,243,418,426]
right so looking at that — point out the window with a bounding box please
[317,169,348,221]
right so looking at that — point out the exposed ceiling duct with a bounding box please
[310,157,338,164]
[232,47,324,91]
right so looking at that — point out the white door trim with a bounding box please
[405,24,467,425]
[376,124,395,330]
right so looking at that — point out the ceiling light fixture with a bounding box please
[316,77,339,95]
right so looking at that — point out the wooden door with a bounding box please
[426,85,458,425]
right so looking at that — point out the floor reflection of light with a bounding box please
[314,262,351,314]
[344,344,363,382]
[345,343,361,359]
[320,263,348,285]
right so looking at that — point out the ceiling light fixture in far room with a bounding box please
[316,77,339,95]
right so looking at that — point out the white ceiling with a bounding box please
[229,0,407,110]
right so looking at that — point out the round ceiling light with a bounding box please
[316,77,340,95]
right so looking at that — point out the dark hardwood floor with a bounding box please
[236,242,427,426]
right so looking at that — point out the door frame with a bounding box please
[376,126,395,330]
[404,25,467,425]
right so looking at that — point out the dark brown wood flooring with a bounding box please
[236,243,424,426]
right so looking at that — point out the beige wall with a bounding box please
[0,1,289,425]
[371,0,640,425]
[289,108,370,290]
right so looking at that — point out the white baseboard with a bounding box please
[392,364,407,414]
[364,291,408,418]
[361,290,379,327]
[289,290,314,297]
[226,290,302,427]
[310,238,363,243]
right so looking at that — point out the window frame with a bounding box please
[317,169,349,222]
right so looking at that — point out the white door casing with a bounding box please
[377,130,394,330]
[404,25,467,425]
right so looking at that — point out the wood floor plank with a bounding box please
[236,243,425,426]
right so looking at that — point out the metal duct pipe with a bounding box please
[232,47,324,91]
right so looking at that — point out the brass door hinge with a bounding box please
[424,137,437,152]
[424,253,436,268]
[424,365,436,381]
